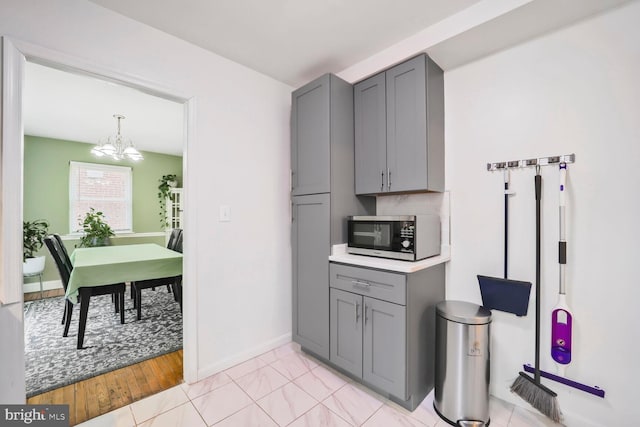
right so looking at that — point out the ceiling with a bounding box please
[25,0,632,154]
[88,0,484,88]
[24,62,184,156]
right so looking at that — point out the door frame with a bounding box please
[1,36,198,388]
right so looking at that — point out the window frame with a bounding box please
[69,161,133,234]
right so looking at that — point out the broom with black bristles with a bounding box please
[511,166,562,423]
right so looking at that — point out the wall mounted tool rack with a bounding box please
[485,150,606,398]
[486,153,575,171]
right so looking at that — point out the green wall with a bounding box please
[24,135,182,284]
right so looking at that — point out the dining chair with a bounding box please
[173,231,183,311]
[148,228,183,294]
[44,236,126,349]
[52,233,72,269]
[132,230,183,319]
[167,228,182,251]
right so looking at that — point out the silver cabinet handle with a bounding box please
[355,301,360,324]
[387,168,391,190]
[365,304,369,324]
[352,280,370,289]
[381,170,384,191]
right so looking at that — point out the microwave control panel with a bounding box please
[399,222,415,251]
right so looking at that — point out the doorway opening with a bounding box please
[1,38,195,425]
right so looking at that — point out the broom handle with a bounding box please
[535,167,542,384]
[504,170,510,279]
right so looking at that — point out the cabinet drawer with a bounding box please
[330,263,405,305]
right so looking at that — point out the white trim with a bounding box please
[0,37,25,306]
[182,97,198,384]
[22,280,63,294]
[196,333,292,382]
[1,37,198,383]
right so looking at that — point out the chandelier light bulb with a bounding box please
[91,114,144,161]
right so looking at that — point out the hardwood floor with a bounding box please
[27,349,184,426]
[23,288,65,301]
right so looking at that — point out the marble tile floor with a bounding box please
[77,342,564,427]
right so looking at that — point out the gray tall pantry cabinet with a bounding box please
[291,74,372,360]
[354,54,444,195]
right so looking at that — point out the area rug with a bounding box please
[24,287,182,397]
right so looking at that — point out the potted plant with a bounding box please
[158,174,178,229]
[78,208,115,247]
[23,219,49,275]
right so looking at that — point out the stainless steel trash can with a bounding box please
[434,301,492,426]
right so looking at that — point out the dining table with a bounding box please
[67,243,183,348]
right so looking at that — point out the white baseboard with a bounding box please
[194,332,292,383]
[22,280,63,294]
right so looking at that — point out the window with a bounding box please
[69,161,132,233]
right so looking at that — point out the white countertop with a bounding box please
[328,244,450,273]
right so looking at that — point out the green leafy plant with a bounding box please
[158,174,178,229]
[23,219,49,262]
[78,208,114,247]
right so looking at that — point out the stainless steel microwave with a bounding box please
[347,215,440,261]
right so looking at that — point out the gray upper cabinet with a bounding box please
[354,73,387,195]
[354,54,444,195]
[291,75,331,196]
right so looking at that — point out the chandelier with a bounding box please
[91,114,143,161]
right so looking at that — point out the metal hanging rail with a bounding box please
[487,153,575,171]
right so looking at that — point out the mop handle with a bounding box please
[559,163,567,295]
[535,166,542,383]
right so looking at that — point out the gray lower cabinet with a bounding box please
[354,54,444,195]
[329,288,363,376]
[363,296,406,398]
[329,262,445,410]
[292,194,330,359]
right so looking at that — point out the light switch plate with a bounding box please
[219,205,231,222]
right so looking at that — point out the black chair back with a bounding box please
[44,236,72,290]
[167,229,183,251]
[52,233,72,268]
[173,231,183,254]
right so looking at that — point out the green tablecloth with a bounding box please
[67,243,183,304]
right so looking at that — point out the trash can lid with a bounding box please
[436,300,492,324]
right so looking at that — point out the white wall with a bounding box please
[444,4,639,425]
[339,2,640,425]
[0,0,292,399]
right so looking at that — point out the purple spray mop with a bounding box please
[527,160,604,398]
[551,162,573,371]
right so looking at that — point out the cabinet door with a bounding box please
[363,297,406,399]
[330,288,363,377]
[291,75,331,196]
[386,55,427,193]
[292,194,330,358]
[354,73,387,195]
